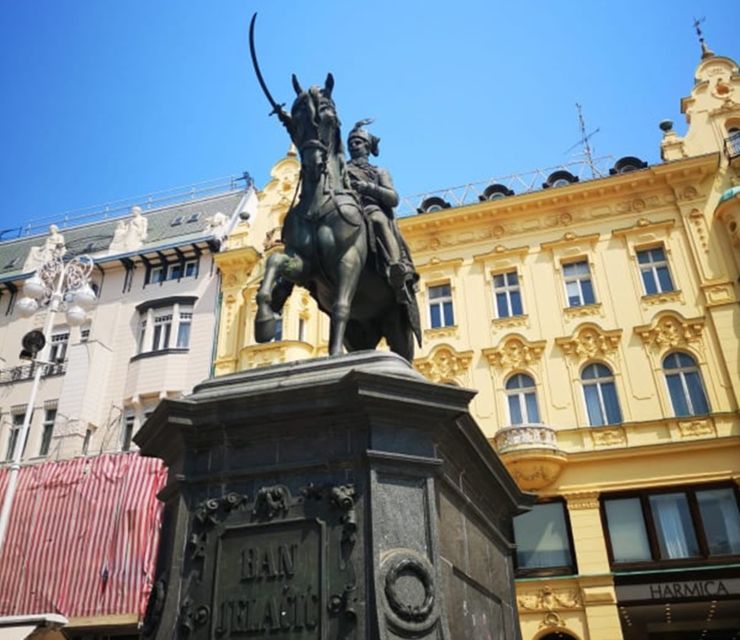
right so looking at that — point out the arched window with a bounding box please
[663,352,710,416]
[505,373,540,425]
[581,363,622,426]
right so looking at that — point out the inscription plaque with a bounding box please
[213,519,325,638]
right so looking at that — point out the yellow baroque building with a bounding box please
[214,48,740,640]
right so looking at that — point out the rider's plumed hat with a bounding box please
[348,119,380,157]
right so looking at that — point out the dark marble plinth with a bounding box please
[135,351,532,640]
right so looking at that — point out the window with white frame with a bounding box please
[492,271,523,318]
[428,284,454,328]
[562,260,595,307]
[136,299,195,356]
[39,407,56,456]
[48,331,69,363]
[505,373,540,425]
[5,412,26,461]
[581,363,622,426]
[147,259,198,285]
[121,412,135,452]
[663,352,710,417]
[637,246,675,295]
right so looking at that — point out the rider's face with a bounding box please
[348,137,369,160]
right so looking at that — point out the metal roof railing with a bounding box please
[396,156,615,217]
[1,174,252,241]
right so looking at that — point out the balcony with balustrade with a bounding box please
[492,424,567,491]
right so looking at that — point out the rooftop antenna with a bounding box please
[565,103,601,178]
[692,17,715,59]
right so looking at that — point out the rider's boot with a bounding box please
[389,262,410,305]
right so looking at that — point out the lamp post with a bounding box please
[0,245,97,554]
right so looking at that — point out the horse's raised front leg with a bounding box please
[254,251,307,343]
[329,247,363,355]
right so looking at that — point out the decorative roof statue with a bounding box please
[108,205,148,254]
[23,224,66,272]
[249,16,421,360]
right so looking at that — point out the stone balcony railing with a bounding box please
[492,424,567,491]
[493,424,561,454]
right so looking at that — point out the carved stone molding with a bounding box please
[641,290,684,306]
[492,314,529,330]
[677,418,715,438]
[555,324,622,361]
[517,586,583,612]
[635,312,705,352]
[563,303,602,320]
[483,334,546,370]
[590,427,626,448]
[414,344,473,384]
[702,280,736,307]
[563,491,600,510]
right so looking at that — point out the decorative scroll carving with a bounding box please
[635,313,705,352]
[677,419,715,438]
[252,485,291,519]
[563,302,602,319]
[590,427,626,447]
[414,344,473,383]
[517,586,583,611]
[483,334,546,370]
[555,324,622,360]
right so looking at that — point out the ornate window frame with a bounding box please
[634,311,717,417]
[540,232,602,320]
[611,219,683,307]
[473,245,530,330]
[414,343,473,386]
[483,333,548,428]
[555,323,627,428]
[416,257,464,340]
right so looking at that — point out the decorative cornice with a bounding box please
[414,344,473,384]
[634,312,705,351]
[482,334,547,370]
[611,218,676,239]
[540,232,600,253]
[555,324,622,360]
[563,491,600,510]
[473,244,530,264]
[415,256,464,274]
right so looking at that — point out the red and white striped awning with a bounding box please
[0,453,166,622]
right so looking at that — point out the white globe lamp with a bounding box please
[16,297,39,318]
[65,305,87,327]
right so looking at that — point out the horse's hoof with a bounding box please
[255,316,276,343]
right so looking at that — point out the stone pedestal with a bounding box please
[135,351,532,640]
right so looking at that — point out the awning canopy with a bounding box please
[0,453,166,622]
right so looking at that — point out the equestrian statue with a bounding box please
[249,15,421,361]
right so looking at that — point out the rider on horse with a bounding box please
[346,120,418,303]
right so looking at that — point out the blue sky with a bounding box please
[0,1,738,235]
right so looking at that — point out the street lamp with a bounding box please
[0,244,97,554]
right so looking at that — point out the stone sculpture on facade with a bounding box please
[23,224,66,272]
[107,205,149,254]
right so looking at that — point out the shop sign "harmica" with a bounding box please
[617,578,740,602]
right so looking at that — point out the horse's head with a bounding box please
[289,73,343,183]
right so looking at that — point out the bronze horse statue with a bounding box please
[253,73,420,360]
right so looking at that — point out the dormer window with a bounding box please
[542,170,579,189]
[610,156,648,175]
[479,184,515,202]
[417,197,451,214]
[171,216,183,226]
[187,213,201,223]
